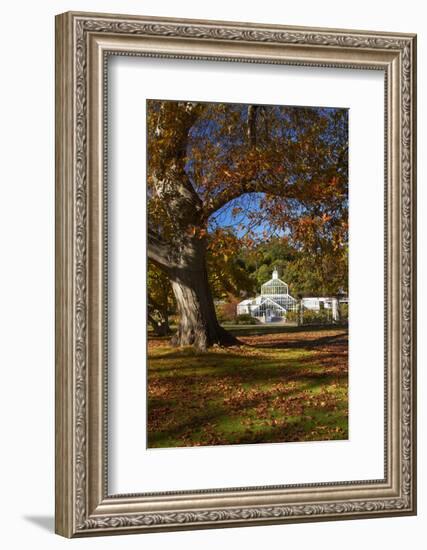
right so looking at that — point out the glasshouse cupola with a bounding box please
[236,268,296,323]
[261,268,289,296]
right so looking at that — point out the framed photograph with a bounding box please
[55,11,417,537]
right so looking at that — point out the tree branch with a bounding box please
[207,176,292,216]
[149,101,205,217]
[247,105,258,146]
[147,229,173,270]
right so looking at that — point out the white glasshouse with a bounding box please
[236,268,348,323]
[237,268,297,323]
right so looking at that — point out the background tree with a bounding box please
[206,228,255,300]
[147,262,175,336]
[147,100,348,350]
[238,235,348,298]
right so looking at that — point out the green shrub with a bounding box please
[301,308,331,325]
[235,314,259,325]
[340,303,349,321]
[285,310,299,323]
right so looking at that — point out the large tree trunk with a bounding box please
[169,240,237,351]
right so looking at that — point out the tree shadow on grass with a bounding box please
[227,324,347,337]
[148,395,348,447]
[148,383,304,447]
[149,332,348,365]
[148,369,348,448]
[212,414,349,446]
[148,348,347,380]
[147,328,348,448]
[148,365,347,389]
[242,331,348,351]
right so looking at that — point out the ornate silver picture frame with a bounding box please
[55,11,417,537]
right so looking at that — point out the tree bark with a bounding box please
[168,240,237,351]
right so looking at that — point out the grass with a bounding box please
[147,325,348,448]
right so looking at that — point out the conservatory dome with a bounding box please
[261,268,289,296]
[236,268,296,323]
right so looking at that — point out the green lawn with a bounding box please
[147,326,348,448]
